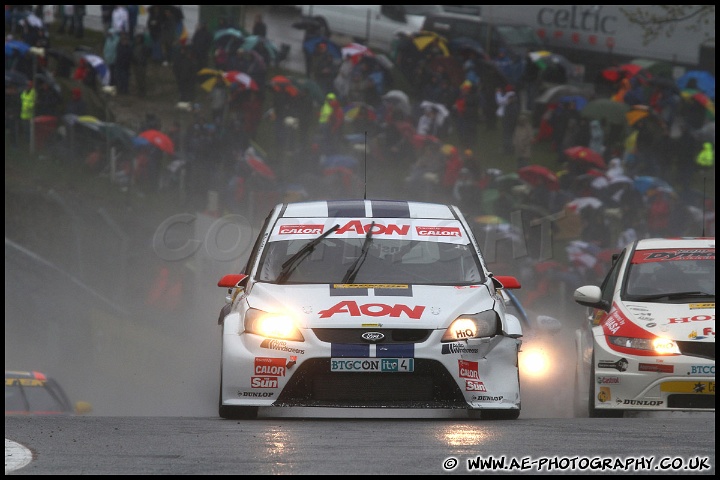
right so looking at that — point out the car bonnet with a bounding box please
[246,282,496,329]
[605,300,715,342]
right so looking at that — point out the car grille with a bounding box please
[667,394,715,409]
[312,328,432,344]
[275,358,468,408]
[676,341,715,360]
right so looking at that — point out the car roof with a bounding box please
[5,370,48,380]
[634,237,715,251]
[277,199,461,220]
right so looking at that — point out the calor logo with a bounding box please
[279,224,323,235]
[415,226,461,237]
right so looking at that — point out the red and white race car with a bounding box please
[215,199,524,419]
[573,237,715,417]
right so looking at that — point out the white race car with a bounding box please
[216,199,524,419]
[573,237,715,417]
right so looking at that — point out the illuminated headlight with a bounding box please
[441,310,498,341]
[608,336,680,355]
[244,308,304,341]
[520,347,551,378]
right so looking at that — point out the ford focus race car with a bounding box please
[573,237,715,417]
[216,200,524,419]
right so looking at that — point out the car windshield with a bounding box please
[403,5,444,16]
[495,25,543,47]
[257,237,484,285]
[624,250,715,299]
[5,380,71,414]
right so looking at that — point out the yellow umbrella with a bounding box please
[197,68,231,93]
[625,105,651,126]
[411,31,450,56]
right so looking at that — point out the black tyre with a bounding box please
[219,404,259,420]
[588,353,623,418]
[468,408,520,420]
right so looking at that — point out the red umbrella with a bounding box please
[563,146,607,170]
[138,129,174,155]
[341,42,374,64]
[223,70,259,91]
[517,164,559,191]
[601,63,650,83]
[269,75,299,96]
[243,146,276,180]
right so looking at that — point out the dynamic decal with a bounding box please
[631,248,715,264]
[330,284,413,297]
[442,343,480,355]
[318,300,425,319]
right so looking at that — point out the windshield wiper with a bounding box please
[635,291,715,301]
[276,224,340,283]
[342,221,375,284]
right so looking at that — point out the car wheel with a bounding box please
[588,353,623,418]
[468,409,520,420]
[218,371,259,420]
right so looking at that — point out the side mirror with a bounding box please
[218,273,247,288]
[492,275,521,289]
[503,313,523,338]
[573,285,608,310]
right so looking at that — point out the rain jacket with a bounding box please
[696,142,714,167]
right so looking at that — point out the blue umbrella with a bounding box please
[633,176,673,195]
[5,39,31,57]
[302,35,341,59]
[558,95,588,110]
[676,70,715,100]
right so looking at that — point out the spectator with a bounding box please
[114,31,133,95]
[251,13,267,38]
[19,80,36,145]
[111,5,129,34]
[126,4,139,37]
[73,57,97,91]
[101,5,113,32]
[73,5,86,38]
[453,80,481,151]
[191,21,213,69]
[57,5,75,35]
[512,112,534,168]
[65,87,87,116]
[496,84,520,155]
[172,44,198,104]
[132,30,152,97]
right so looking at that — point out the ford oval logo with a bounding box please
[361,331,385,343]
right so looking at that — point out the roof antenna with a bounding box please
[364,130,367,200]
[701,175,706,237]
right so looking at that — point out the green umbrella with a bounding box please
[581,98,631,126]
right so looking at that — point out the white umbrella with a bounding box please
[382,90,411,116]
[83,53,111,86]
[566,196,603,213]
[420,100,450,125]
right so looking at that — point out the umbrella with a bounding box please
[382,89,411,116]
[138,129,174,155]
[625,104,654,126]
[564,146,607,170]
[341,42,375,64]
[419,100,450,125]
[676,70,715,100]
[197,67,231,92]
[518,164,560,191]
[558,95,588,111]
[633,176,673,195]
[581,98,630,126]
[535,84,593,106]
[448,36,487,58]
[82,53,110,86]
[566,196,603,213]
[213,28,245,50]
[242,35,280,65]
[20,12,43,29]
[681,91,715,119]
[289,76,324,103]
[629,58,674,79]
[344,102,377,122]
[302,35,342,59]
[244,146,276,180]
[411,31,450,56]
[601,63,651,83]
[269,74,300,97]
[494,172,523,189]
[224,70,258,91]
[5,39,31,57]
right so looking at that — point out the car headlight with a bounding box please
[520,347,551,379]
[607,336,680,355]
[244,308,304,341]
[441,310,498,341]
